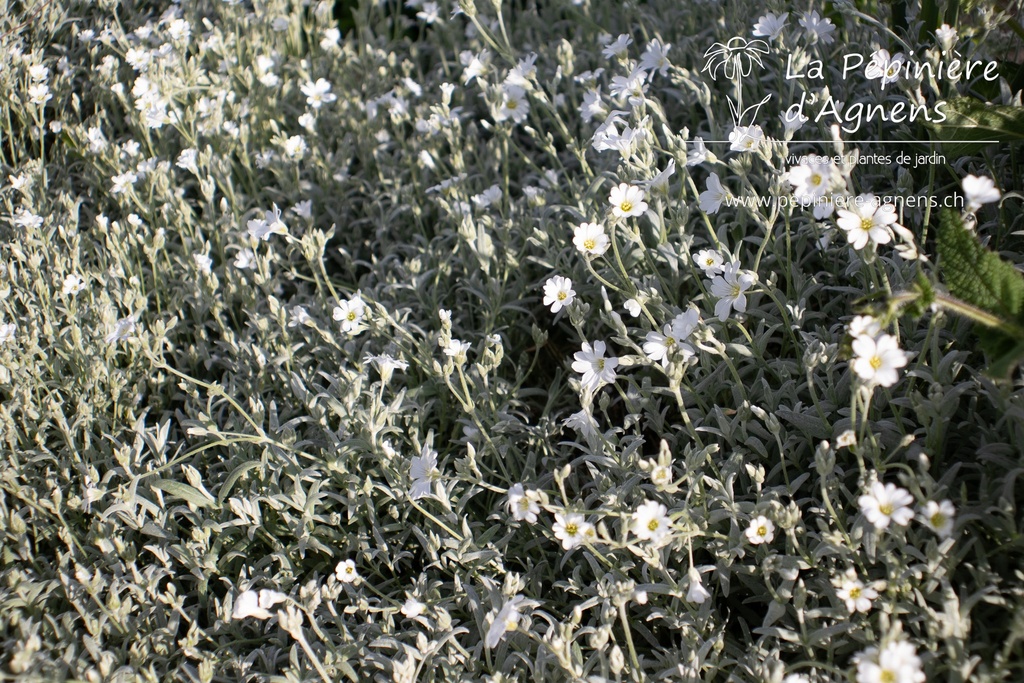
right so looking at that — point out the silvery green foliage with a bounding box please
[0,0,1022,681]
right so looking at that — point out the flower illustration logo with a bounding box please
[702,37,770,80]
[702,36,773,129]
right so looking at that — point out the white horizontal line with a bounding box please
[699,140,1000,144]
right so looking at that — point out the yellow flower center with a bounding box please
[757,525,767,537]
[811,173,822,186]
[565,523,578,536]
[584,238,596,251]
[879,503,894,515]
[557,291,567,301]
[931,512,946,528]
[597,359,605,370]
[665,337,676,347]
[849,586,861,599]
[860,217,874,233]
[620,200,633,213]
[518,498,531,510]
[880,670,896,683]
[347,311,357,321]
[870,355,883,370]
[647,519,660,532]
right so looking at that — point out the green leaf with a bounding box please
[937,209,1024,377]
[937,209,1024,320]
[217,460,261,504]
[152,479,220,509]
[929,97,1024,157]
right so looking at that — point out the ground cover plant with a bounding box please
[2,0,1024,680]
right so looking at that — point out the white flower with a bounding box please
[624,299,642,317]
[686,137,709,166]
[848,315,883,339]
[13,208,43,230]
[506,483,540,523]
[234,248,256,270]
[472,185,502,209]
[365,354,409,383]
[553,512,593,550]
[602,34,632,60]
[729,125,764,154]
[288,306,312,328]
[855,640,926,683]
[859,480,915,530]
[193,252,213,275]
[110,171,138,194]
[232,590,272,620]
[709,262,756,322]
[460,49,490,84]
[788,158,835,204]
[409,445,440,500]
[647,159,676,194]
[781,108,809,133]
[28,64,49,81]
[105,316,136,345]
[580,88,607,123]
[632,500,672,544]
[752,12,788,40]
[543,275,576,313]
[0,322,17,345]
[609,66,648,107]
[865,49,905,89]
[247,204,289,241]
[563,409,599,440]
[573,222,610,257]
[335,559,359,583]
[643,310,699,368]
[291,200,313,219]
[62,274,87,296]
[836,569,878,613]
[693,248,725,276]
[443,338,472,361]
[572,340,619,393]
[782,675,810,683]
[799,10,836,44]
[282,135,307,159]
[650,463,673,489]
[686,567,711,604]
[416,1,441,23]
[28,83,51,105]
[176,148,199,174]
[919,499,955,538]
[167,18,191,42]
[935,23,958,52]
[745,515,775,544]
[639,39,672,76]
[486,595,526,648]
[301,78,337,108]
[962,175,1001,212]
[495,85,529,124]
[699,173,729,214]
[259,589,288,610]
[852,333,907,387]
[320,27,341,50]
[609,183,648,218]
[401,597,426,619]
[333,295,367,334]
[836,194,897,251]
